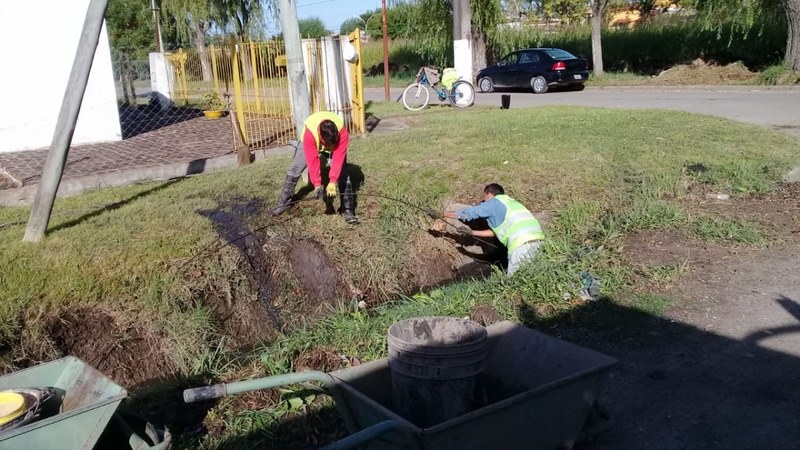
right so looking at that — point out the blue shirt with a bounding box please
[456,198,506,228]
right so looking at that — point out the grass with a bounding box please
[1,105,798,447]
[693,216,764,244]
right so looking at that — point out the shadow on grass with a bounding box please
[198,404,346,450]
[48,178,183,234]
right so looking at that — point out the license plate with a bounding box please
[573,74,582,80]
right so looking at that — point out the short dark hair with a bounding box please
[319,120,339,146]
[484,183,505,196]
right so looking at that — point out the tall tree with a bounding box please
[298,17,329,38]
[214,0,269,79]
[698,0,799,71]
[589,0,608,76]
[406,0,503,76]
[106,0,155,104]
[161,0,216,81]
[340,17,363,35]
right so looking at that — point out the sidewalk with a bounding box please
[0,115,291,206]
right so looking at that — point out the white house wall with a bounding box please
[0,0,122,153]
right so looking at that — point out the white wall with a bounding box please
[0,0,122,153]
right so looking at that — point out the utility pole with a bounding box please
[381,0,390,101]
[452,0,473,82]
[150,0,164,53]
[23,0,109,242]
[277,0,312,141]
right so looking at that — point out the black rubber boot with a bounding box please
[272,175,299,215]
[341,182,358,224]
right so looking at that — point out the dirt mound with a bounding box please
[46,307,174,387]
[656,60,757,84]
[289,240,347,305]
[292,346,361,373]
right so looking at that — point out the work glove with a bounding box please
[426,208,443,220]
[326,182,339,198]
[314,185,324,200]
[458,228,473,236]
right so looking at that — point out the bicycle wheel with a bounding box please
[449,80,475,108]
[402,83,430,111]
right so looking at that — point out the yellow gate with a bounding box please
[166,31,365,164]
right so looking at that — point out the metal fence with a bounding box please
[106,31,364,168]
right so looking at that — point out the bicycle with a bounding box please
[402,67,476,111]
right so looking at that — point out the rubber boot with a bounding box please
[341,182,358,224]
[272,175,299,215]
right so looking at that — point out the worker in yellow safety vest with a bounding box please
[430,183,544,276]
[272,111,357,224]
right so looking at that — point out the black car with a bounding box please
[477,48,589,94]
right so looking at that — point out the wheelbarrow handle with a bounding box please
[320,420,422,450]
[183,371,335,403]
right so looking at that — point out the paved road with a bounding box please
[365,86,800,139]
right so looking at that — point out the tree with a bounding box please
[340,17,363,35]
[298,17,330,38]
[214,0,269,79]
[697,0,799,71]
[161,0,217,81]
[406,0,503,77]
[106,0,155,104]
[589,0,608,76]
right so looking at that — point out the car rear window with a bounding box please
[544,49,577,60]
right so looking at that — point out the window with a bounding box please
[544,49,577,60]
[499,53,519,66]
[519,51,540,64]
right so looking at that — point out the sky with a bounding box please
[296,0,382,33]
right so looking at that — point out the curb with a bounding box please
[0,145,294,207]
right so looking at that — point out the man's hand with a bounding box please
[314,185,324,199]
[426,208,443,220]
[326,182,339,198]
[458,227,473,236]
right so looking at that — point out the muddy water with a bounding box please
[199,199,284,331]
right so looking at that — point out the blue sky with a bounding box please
[296,0,381,33]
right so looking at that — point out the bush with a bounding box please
[490,17,786,73]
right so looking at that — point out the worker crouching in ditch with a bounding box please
[430,183,544,276]
[272,111,358,224]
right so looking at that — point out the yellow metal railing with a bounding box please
[165,32,364,160]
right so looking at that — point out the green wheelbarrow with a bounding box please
[184,321,617,450]
[0,356,170,450]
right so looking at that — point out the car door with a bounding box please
[513,50,543,87]
[492,52,520,87]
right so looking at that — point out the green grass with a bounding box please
[363,73,416,88]
[757,64,800,85]
[1,105,798,447]
[693,216,764,244]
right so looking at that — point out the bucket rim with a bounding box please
[388,316,488,350]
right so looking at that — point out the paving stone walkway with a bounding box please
[0,115,234,188]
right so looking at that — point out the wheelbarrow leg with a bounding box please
[320,420,423,450]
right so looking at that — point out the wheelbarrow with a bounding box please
[0,356,170,450]
[184,321,617,449]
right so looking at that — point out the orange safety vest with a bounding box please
[304,111,345,152]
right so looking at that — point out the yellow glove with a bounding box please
[326,182,339,198]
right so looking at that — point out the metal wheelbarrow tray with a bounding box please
[185,321,618,450]
[0,356,170,450]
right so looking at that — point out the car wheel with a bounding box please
[531,76,548,94]
[478,77,494,93]
[570,83,586,92]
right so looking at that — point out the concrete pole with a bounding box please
[277,0,312,140]
[23,0,109,242]
[452,0,473,82]
[150,0,164,53]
